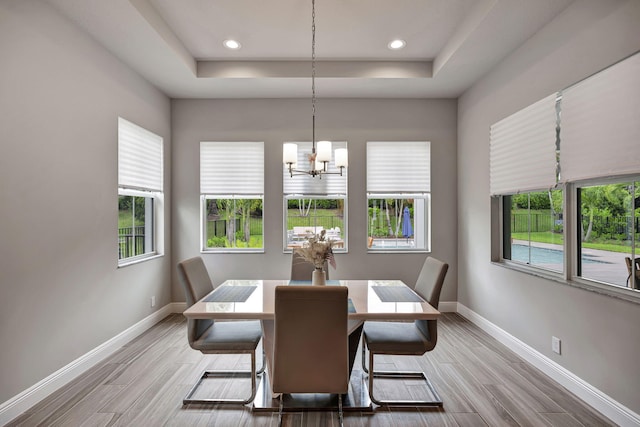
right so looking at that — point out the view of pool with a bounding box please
[511,244,603,265]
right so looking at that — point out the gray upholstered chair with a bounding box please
[290,251,329,281]
[361,256,448,407]
[272,286,349,427]
[178,257,264,405]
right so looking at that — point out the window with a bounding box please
[366,141,430,252]
[283,141,347,251]
[502,190,564,273]
[577,180,639,289]
[490,52,640,299]
[200,142,264,252]
[117,118,163,264]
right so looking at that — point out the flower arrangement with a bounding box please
[295,230,337,270]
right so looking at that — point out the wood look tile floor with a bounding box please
[8,314,613,427]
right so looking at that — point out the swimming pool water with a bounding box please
[511,244,602,265]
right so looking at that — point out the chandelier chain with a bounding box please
[311,0,316,150]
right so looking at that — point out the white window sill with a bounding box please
[491,260,640,305]
[118,253,163,268]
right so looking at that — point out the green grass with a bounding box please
[512,232,563,245]
[287,209,344,231]
[118,210,143,228]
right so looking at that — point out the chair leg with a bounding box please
[183,350,258,405]
[257,349,266,375]
[361,338,370,374]
[338,394,344,427]
[278,394,284,427]
[365,345,443,407]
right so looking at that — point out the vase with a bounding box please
[312,268,326,286]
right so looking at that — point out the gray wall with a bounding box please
[171,98,458,302]
[0,1,171,403]
[458,0,640,413]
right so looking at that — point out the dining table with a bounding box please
[182,278,440,411]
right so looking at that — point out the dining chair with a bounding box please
[625,257,640,289]
[272,285,349,427]
[177,256,264,405]
[361,256,448,407]
[290,251,329,280]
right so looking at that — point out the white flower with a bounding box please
[294,230,337,269]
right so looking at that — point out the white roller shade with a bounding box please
[560,53,640,183]
[118,118,163,192]
[201,142,264,194]
[282,141,347,195]
[367,141,430,193]
[489,93,558,195]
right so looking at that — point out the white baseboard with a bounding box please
[0,304,174,427]
[457,303,640,427]
[438,301,458,312]
[171,301,187,313]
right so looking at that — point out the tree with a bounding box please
[217,199,235,245]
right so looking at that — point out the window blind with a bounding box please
[200,141,264,195]
[118,118,163,192]
[489,93,558,196]
[282,141,347,195]
[367,141,430,193]
[559,53,640,183]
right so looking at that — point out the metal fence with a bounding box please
[118,226,146,259]
[511,213,561,233]
[512,213,640,238]
[206,217,263,237]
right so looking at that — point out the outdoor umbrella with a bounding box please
[402,206,413,237]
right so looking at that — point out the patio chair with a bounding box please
[625,257,640,289]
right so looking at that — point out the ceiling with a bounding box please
[45,0,574,98]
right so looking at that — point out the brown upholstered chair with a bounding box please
[290,251,329,281]
[625,257,640,289]
[272,286,349,427]
[178,257,263,405]
[361,256,448,407]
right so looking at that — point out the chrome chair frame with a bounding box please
[361,256,448,407]
[178,256,264,406]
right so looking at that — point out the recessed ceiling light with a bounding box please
[388,39,406,50]
[223,39,241,50]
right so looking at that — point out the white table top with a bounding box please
[183,279,440,321]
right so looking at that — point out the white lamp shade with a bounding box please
[283,143,298,164]
[335,148,348,168]
[316,140,332,163]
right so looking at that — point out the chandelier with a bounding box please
[283,0,348,178]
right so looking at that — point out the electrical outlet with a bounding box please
[151,296,156,307]
[552,336,561,354]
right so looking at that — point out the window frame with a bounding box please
[282,195,348,253]
[493,179,640,304]
[200,195,265,253]
[366,193,431,253]
[118,188,162,264]
[497,189,565,275]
